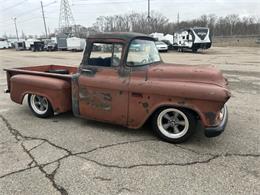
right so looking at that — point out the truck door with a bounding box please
[78,42,129,125]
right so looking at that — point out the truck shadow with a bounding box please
[52,111,208,144]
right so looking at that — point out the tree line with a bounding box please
[88,12,260,37]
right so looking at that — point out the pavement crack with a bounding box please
[93,176,112,181]
[0,115,23,141]
[0,166,37,179]
[28,141,45,152]
[76,152,259,170]
[0,114,69,195]
[25,136,72,155]
[174,144,215,156]
[117,187,132,194]
[21,142,68,195]
[0,114,72,154]
[76,154,220,169]
[223,153,260,158]
[28,160,36,168]
[175,144,260,158]
[1,114,259,184]
[74,139,157,156]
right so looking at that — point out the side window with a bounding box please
[88,43,123,67]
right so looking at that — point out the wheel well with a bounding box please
[145,105,200,125]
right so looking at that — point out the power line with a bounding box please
[71,0,144,6]
[15,1,57,18]
[1,0,27,13]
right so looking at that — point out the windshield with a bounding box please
[127,39,161,66]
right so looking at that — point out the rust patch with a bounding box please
[204,112,216,125]
[79,88,112,111]
[142,102,149,108]
[142,102,149,113]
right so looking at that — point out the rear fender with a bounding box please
[10,75,71,113]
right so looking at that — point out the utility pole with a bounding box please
[177,12,180,26]
[147,0,150,20]
[41,1,48,38]
[12,17,19,41]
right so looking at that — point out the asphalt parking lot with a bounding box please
[0,47,259,195]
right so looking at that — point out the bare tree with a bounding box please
[89,12,260,37]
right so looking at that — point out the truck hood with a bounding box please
[148,63,228,88]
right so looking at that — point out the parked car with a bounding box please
[161,40,174,50]
[155,41,168,52]
[44,39,57,51]
[256,38,260,44]
[4,32,230,143]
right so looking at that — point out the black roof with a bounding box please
[88,32,155,41]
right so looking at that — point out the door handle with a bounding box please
[81,68,93,74]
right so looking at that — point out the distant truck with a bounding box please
[30,41,45,52]
[25,39,38,50]
[44,39,57,51]
[67,37,86,51]
[15,41,26,51]
[173,27,212,52]
[55,33,68,50]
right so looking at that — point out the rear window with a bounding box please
[88,43,123,67]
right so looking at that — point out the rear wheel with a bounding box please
[152,107,196,143]
[28,94,53,118]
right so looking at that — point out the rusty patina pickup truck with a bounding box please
[4,32,231,143]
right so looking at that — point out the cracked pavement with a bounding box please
[0,47,260,194]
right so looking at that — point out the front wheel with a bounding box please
[28,94,53,118]
[152,107,197,143]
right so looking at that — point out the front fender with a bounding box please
[127,94,226,129]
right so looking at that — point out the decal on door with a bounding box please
[79,87,112,111]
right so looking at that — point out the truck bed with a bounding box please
[4,65,78,92]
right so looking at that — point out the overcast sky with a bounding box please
[0,0,260,36]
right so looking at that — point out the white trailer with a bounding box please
[0,40,10,49]
[67,37,86,51]
[25,39,38,50]
[173,27,212,52]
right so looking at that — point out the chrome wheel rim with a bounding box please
[30,95,48,115]
[157,108,189,139]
